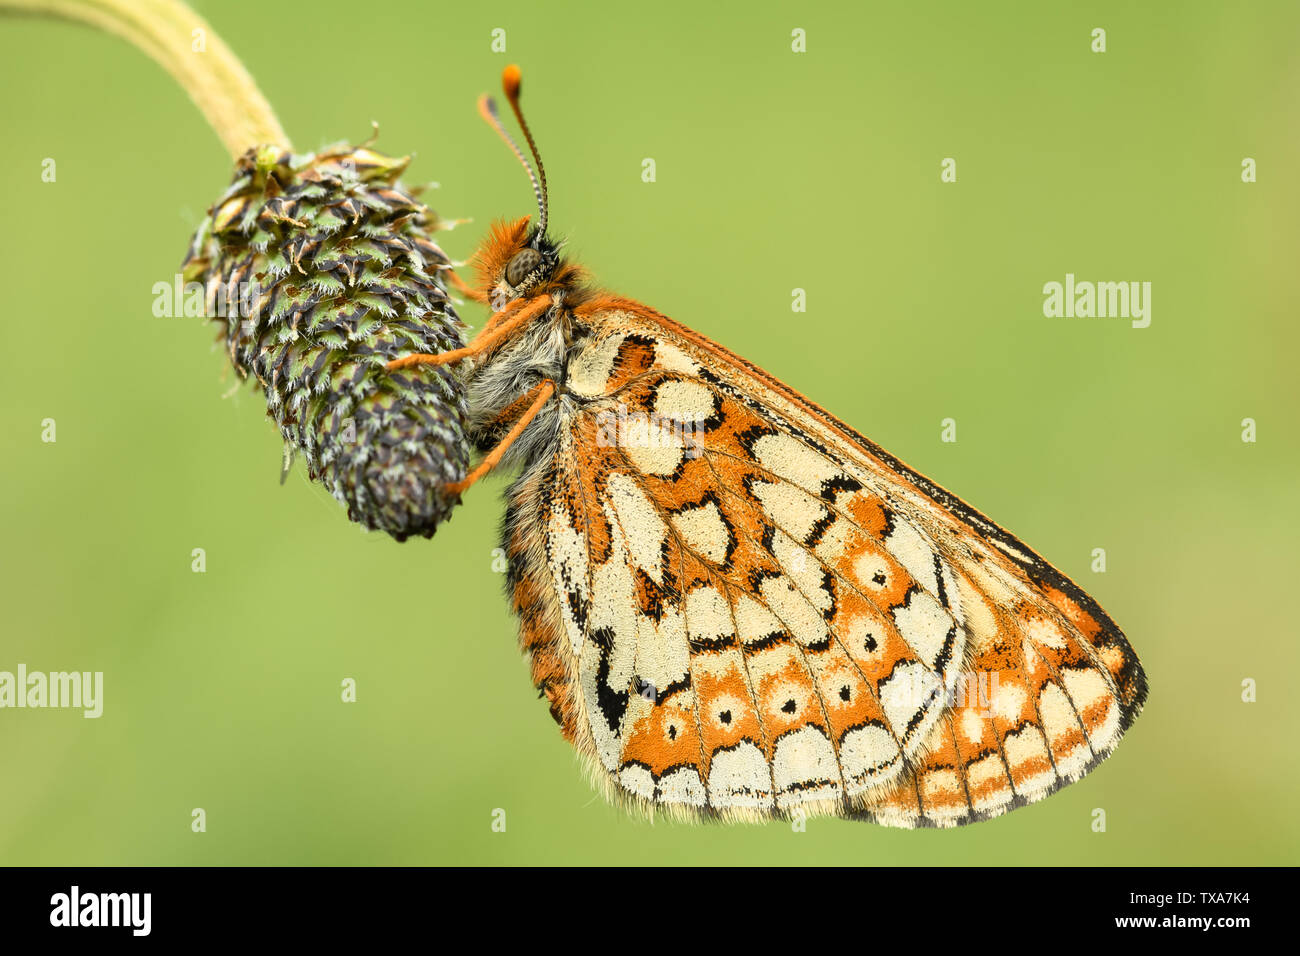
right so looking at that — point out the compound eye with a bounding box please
[505,247,543,287]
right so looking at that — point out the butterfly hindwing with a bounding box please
[507,300,1147,827]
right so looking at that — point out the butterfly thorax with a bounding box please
[464,218,597,469]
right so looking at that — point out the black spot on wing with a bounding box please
[657,675,692,700]
[736,424,778,459]
[744,631,793,653]
[591,626,629,735]
[646,377,724,433]
[934,553,949,609]
[820,473,862,502]
[935,624,958,675]
[878,504,896,539]
[634,567,669,622]
[613,333,659,380]
[566,587,590,635]
[820,569,838,622]
[747,565,781,594]
[689,634,739,653]
[804,509,835,549]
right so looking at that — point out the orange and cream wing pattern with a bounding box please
[505,299,1147,827]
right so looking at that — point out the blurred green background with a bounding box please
[1,0,1297,866]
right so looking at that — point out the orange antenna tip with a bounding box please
[503,64,522,99]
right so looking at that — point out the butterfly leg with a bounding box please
[446,268,488,304]
[386,293,552,371]
[443,378,557,496]
[466,298,525,346]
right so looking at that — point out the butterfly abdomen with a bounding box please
[501,457,582,740]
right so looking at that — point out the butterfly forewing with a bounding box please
[510,301,1146,827]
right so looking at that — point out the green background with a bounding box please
[1,0,1296,865]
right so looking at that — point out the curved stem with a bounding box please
[0,0,290,157]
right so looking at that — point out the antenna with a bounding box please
[500,64,548,238]
[476,92,545,238]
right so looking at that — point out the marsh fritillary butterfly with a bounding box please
[389,66,1148,827]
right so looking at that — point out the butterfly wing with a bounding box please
[505,297,1147,827]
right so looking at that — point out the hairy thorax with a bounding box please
[464,304,588,475]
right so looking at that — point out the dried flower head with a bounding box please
[183,143,470,540]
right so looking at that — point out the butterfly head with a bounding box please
[473,215,563,306]
[472,66,584,309]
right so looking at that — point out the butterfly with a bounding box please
[388,65,1148,827]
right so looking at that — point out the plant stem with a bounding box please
[0,0,290,157]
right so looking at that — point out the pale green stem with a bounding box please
[0,0,290,157]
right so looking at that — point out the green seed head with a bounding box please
[183,144,470,540]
